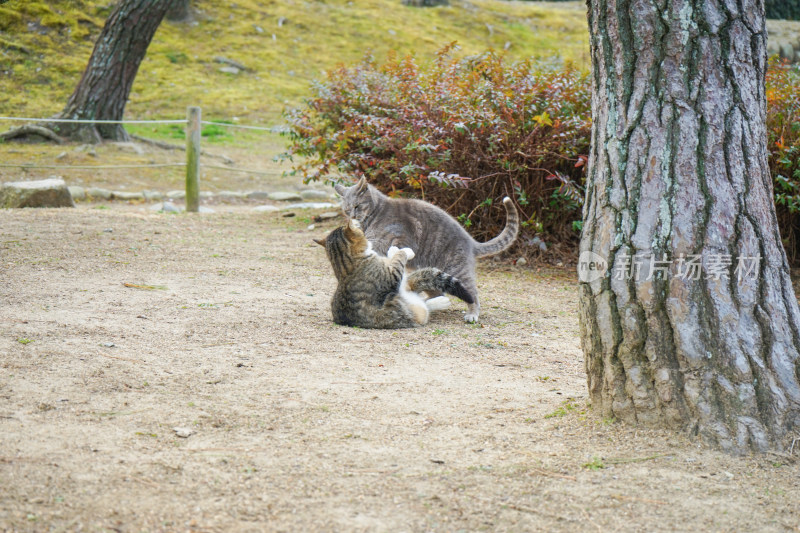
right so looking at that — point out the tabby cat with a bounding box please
[316,219,474,329]
[334,177,519,323]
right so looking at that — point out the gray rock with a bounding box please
[200,191,214,198]
[87,187,113,200]
[218,191,246,199]
[300,189,333,201]
[143,190,164,201]
[173,427,194,438]
[1,178,75,208]
[530,236,547,252]
[516,257,527,267]
[253,205,279,212]
[68,186,86,201]
[112,191,145,201]
[281,202,339,210]
[268,191,303,202]
[150,202,182,213]
[219,66,241,75]
[780,41,795,61]
[199,206,215,213]
[74,144,97,156]
[214,56,249,71]
[166,190,185,199]
[111,142,146,155]
[247,191,271,200]
[318,212,341,220]
[766,40,779,57]
[55,152,67,160]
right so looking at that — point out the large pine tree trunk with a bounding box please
[580,0,800,453]
[55,0,178,143]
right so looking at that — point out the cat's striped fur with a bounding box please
[317,219,474,329]
[334,177,520,323]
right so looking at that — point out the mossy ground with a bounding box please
[0,0,589,125]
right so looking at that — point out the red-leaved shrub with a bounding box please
[282,49,800,264]
[767,60,800,263]
[281,45,591,260]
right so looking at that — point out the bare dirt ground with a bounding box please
[1,198,799,533]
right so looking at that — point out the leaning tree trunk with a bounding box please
[579,0,800,453]
[55,0,179,143]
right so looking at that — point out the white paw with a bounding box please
[426,296,451,312]
[387,245,400,259]
[464,313,479,323]
[399,247,415,261]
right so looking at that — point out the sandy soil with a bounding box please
[1,203,799,532]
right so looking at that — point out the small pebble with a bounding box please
[173,427,194,438]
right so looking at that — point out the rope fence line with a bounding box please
[0,163,186,170]
[200,121,275,132]
[0,116,277,132]
[0,116,185,125]
[0,107,288,211]
[201,164,274,176]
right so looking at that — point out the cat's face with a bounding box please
[334,177,374,222]
[315,219,370,263]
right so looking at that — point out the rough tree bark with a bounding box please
[579,0,800,453]
[54,0,179,143]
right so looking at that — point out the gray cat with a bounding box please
[316,219,474,329]
[334,177,520,323]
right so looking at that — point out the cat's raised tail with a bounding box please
[474,197,520,258]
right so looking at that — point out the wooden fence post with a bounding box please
[185,106,201,212]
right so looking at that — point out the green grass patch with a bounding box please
[544,399,578,418]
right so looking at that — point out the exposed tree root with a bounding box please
[0,124,64,144]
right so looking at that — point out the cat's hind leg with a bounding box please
[425,296,451,312]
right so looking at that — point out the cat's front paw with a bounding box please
[399,247,415,261]
[464,312,479,323]
[387,246,400,259]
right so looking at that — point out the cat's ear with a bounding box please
[312,238,326,247]
[334,183,347,196]
[355,177,368,194]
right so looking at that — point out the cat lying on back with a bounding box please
[334,177,519,323]
[316,219,474,329]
